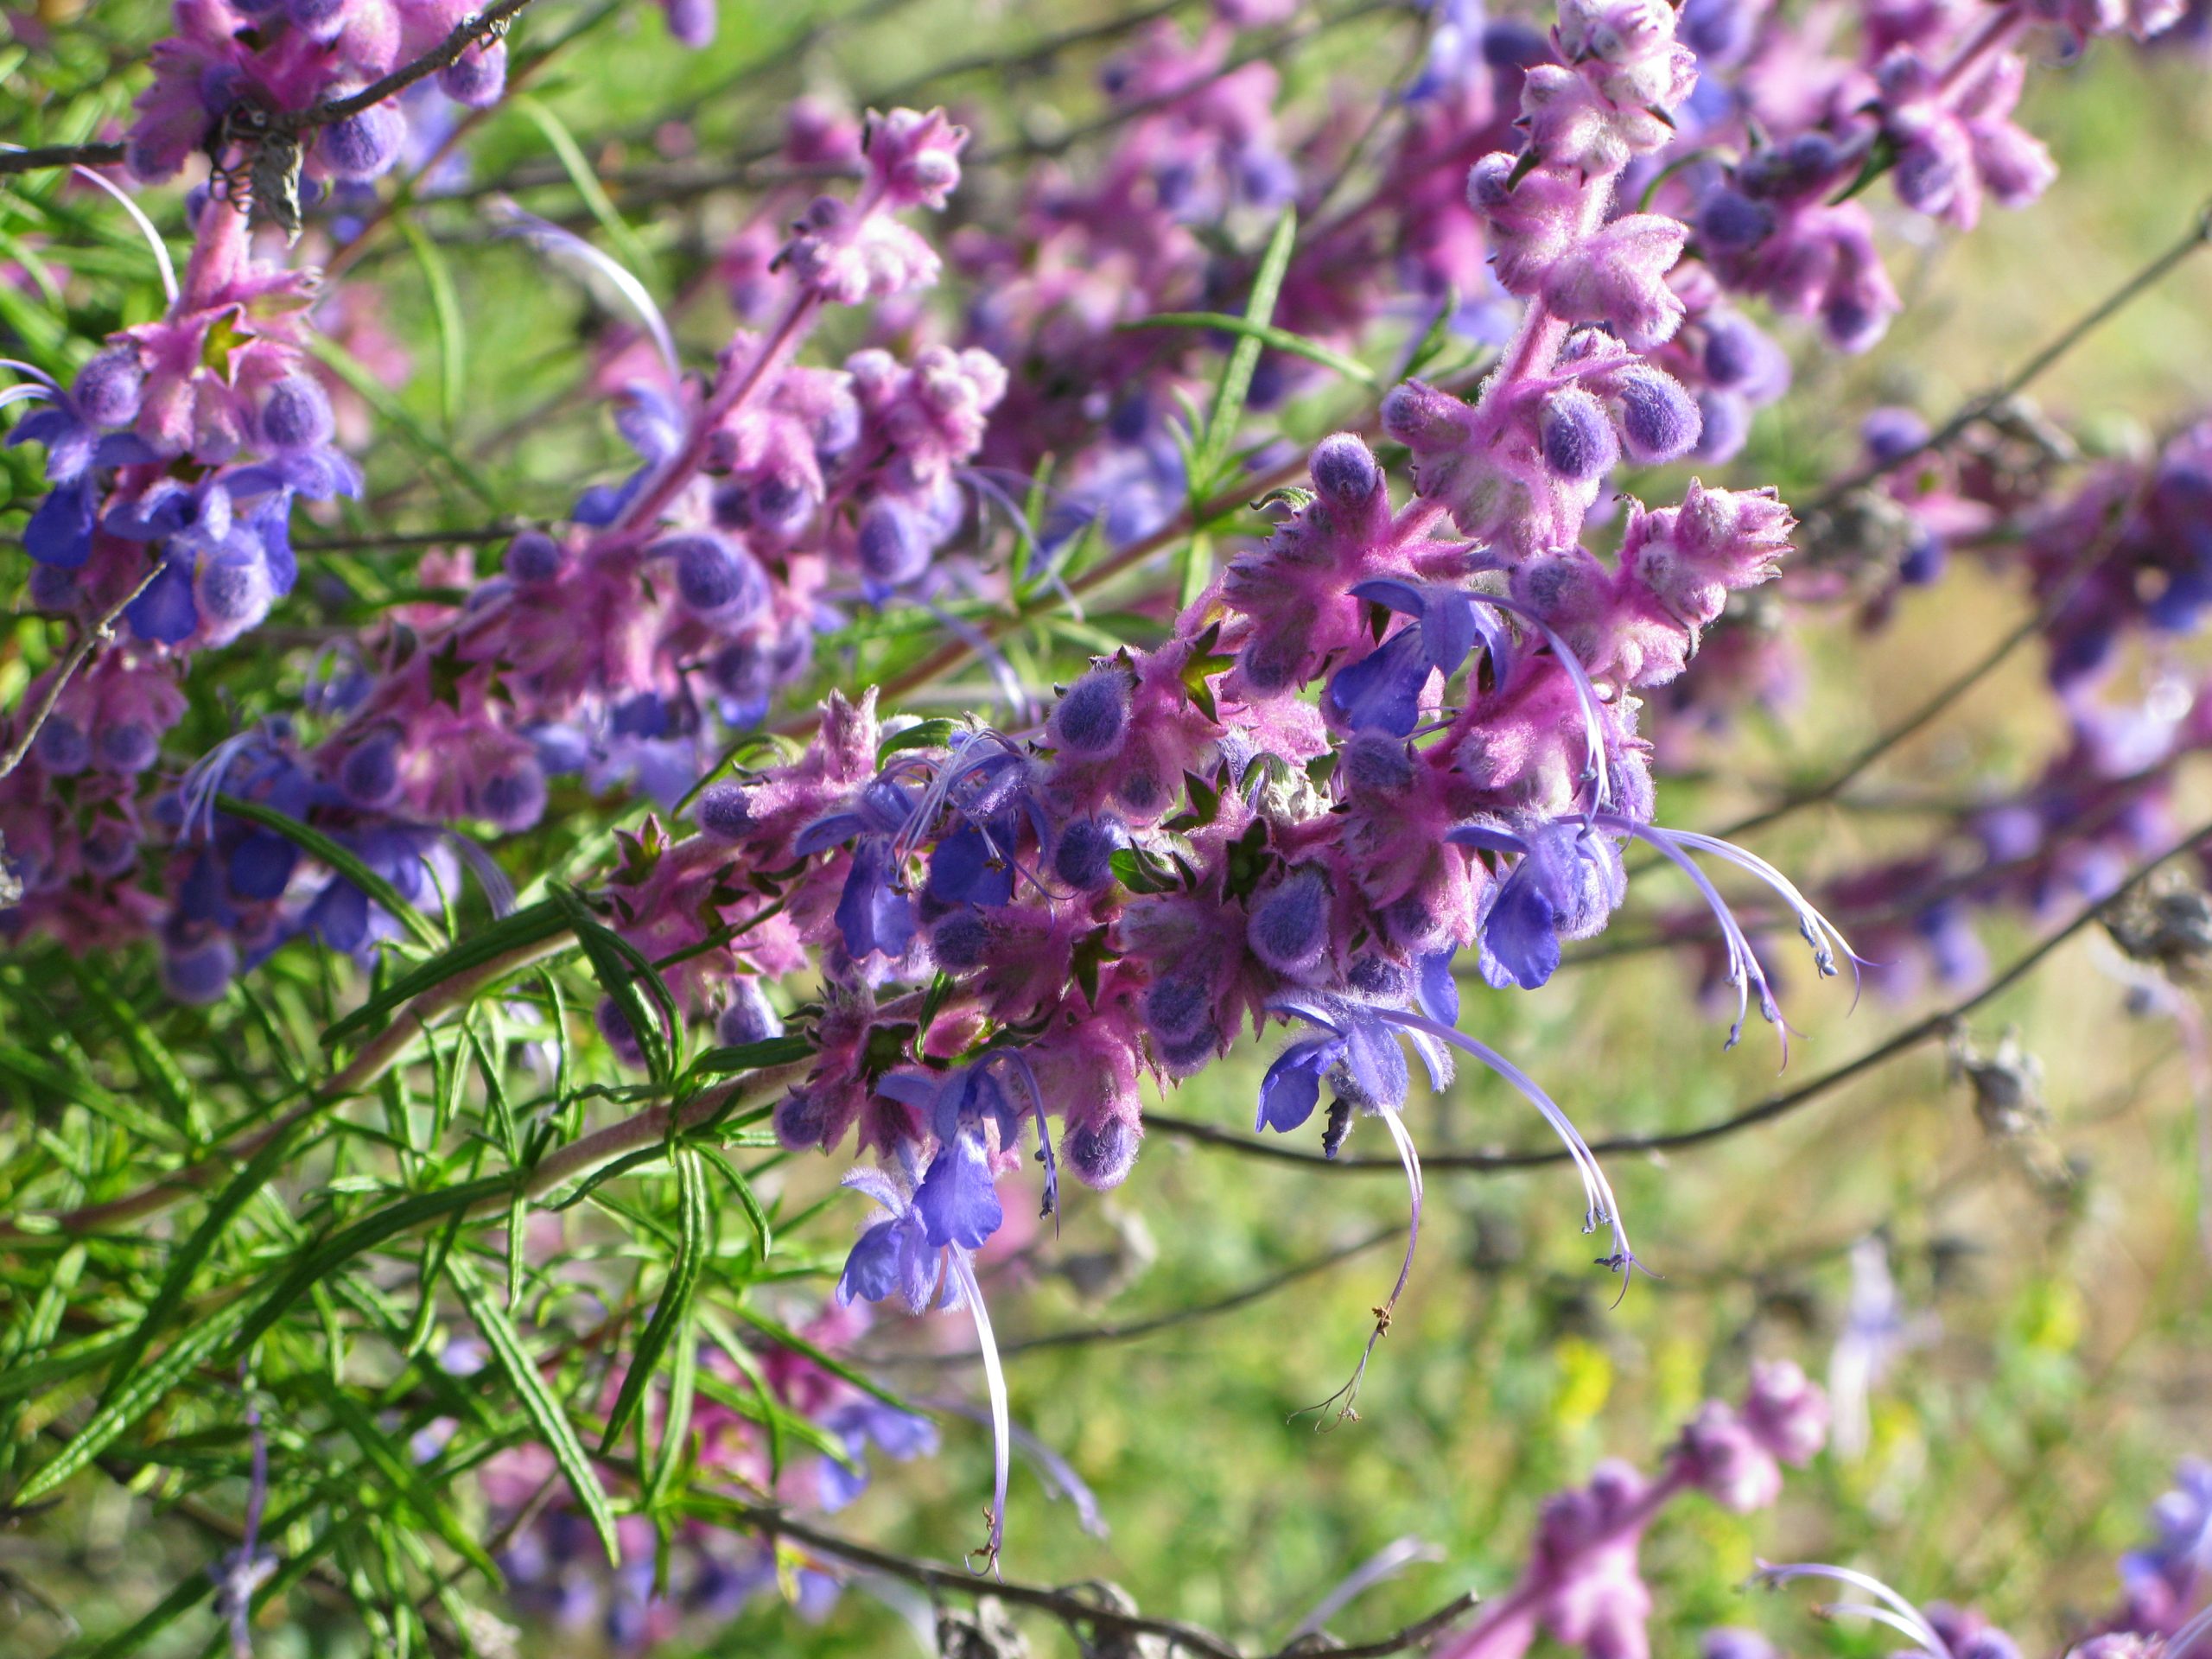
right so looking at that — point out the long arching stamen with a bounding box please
[1605,817,1776,1051]
[1373,1006,1636,1283]
[1483,594,1614,813]
[1753,1563,1956,1659]
[488,200,678,384]
[945,1249,1011,1581]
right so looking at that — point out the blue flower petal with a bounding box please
[836,1217,908,1304]
[1257,1037,1338,1133]
[834,837,917,959]
[1327,625,1432,736]
[915,1130,1003,1250]
[25,479,96,569]
[126,556,200,644]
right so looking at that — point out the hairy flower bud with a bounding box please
[717,979,784,1046]
[695,782,754,841]
[259,375,335,454]
[1247,867,1331,975]
[1614,368,1701,465]
[1541,389,1620,480]
[73,347,144,428]
[1051,667,1132,757]
[321,103,406,181]
[503,531,563,584]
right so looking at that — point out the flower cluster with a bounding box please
[1441,1361,1830,1659]
[3,0,2207,1641]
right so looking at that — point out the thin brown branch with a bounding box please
[1148,810,2212,1174]
[704,1499,1479,1659]
[1709,487,2142,842]
[1807,194,2212,515]
[0,931,571,1239]
[0,559,165,782]
[0,1,540,181]
[0,140,127,177]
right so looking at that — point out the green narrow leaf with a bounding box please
[397,214,466,434]
[64,959,196,1131]
[97,1115,314,1408]
[0,1044,181,1147]
[1196,206,1299,488]
[679,1033,811,1087]
[691,1143,772,1260]
[603,1147,710,1452]
[322,898,569,1049]
[322,1389,504,1585]
[308,333,501,508]
[216,793,444,950]
[232,1173,512,1354]
[877,718,959,761]
[0,1242,85,1476]
[14,1300,249,1505]
[405,1185,472,1359]
[1404,285,1462,380]
[1120,311,1378,387]
[557,888,678,1086]
[450,1260,620,1565]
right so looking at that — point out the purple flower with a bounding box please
[796,777,923,959]
[817,1399,938,1510]
[1328,578,1508,736]
[877,1050,1056,1245]
[1450,818,1627,990]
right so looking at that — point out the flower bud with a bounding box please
[339,733,403,809]
[1541,389,1620,480]
[931,909,990,971]
[478,760,548,832]
[197,555,274,631]
[694,781,754,841]
[664,532,768,621]
[228,830,299,901]
[1309,433,1382,505]
[1051,667,1132,757]
[717,979,783,1046]
[1741,1358,1829,1465]
[663,0,716,46]
[1380,380,1470,450]
[503,531,564,584]
[261,375,336,453]
[162,938,238,1004]
[440,38,507,106]
[1053,817,1122,889]
[321,103,405,181]
[1064,1110,1141,1190]
[595,996,650,1068]
[74,347,144,427]
[1694,188,1774,253]
[856,502,930,586]
[34,714,91,775]
[1247,868,1331,975]
[1676,1400,1783,1511]
[1615,368,1701,464]
[98,719,158,774]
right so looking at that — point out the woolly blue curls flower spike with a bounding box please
[832,1159,1015,1579]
